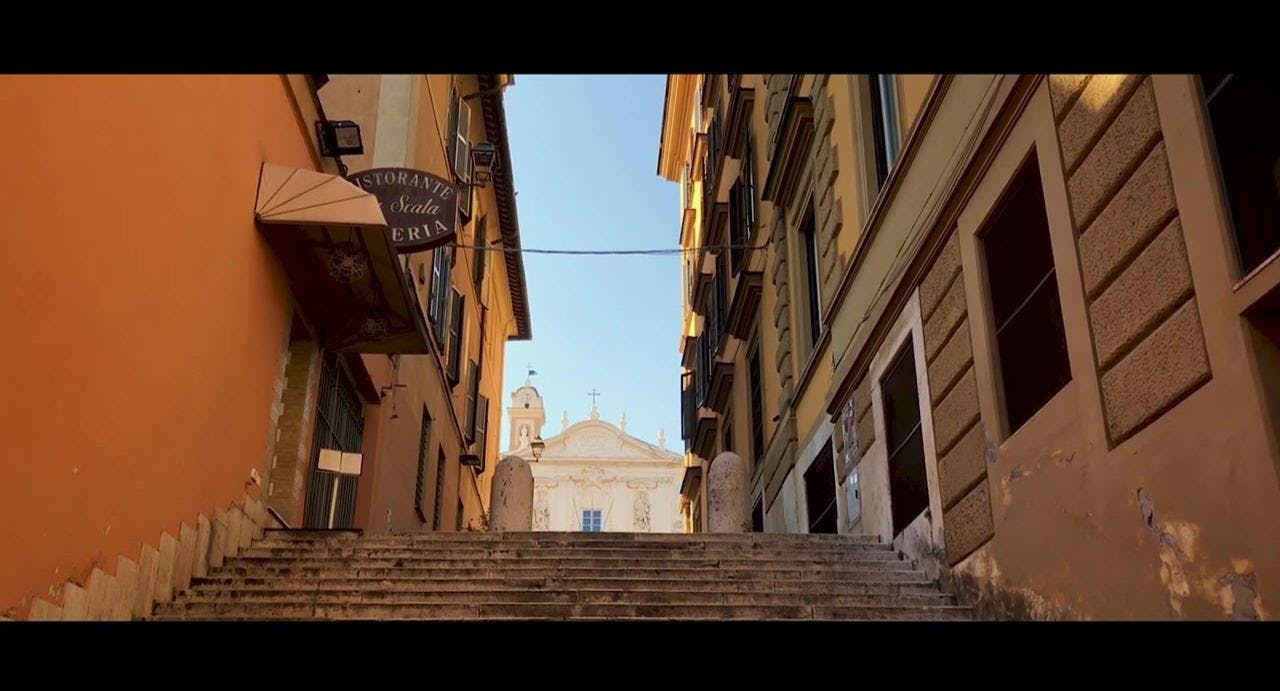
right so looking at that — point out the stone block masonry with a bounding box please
[1048,74,1211,446]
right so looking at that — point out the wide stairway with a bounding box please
[151,529,972,620]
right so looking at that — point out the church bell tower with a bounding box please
[507,377,546,451]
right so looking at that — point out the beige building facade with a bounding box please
[505,382,685,533]
[661,74,1280,620]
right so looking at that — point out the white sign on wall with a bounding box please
[317,448,363,476]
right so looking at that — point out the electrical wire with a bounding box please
[849,76,1004,336]
[440,243,770,256]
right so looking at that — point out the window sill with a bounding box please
[1231,245,1280,313]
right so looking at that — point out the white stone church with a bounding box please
[504,380,685,533]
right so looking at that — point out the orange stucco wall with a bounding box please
[0,75,316,610]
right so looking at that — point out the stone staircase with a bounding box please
[151,530,972,621]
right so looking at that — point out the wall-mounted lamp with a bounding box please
[316,120,364,157]
[469,141,500,187]
[530,435,545,462]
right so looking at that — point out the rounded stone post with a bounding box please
[706,451,750,533]
[488,455,533,532]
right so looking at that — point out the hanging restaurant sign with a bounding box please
[348,167,458,253]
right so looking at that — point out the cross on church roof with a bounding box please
[587,388,601,406]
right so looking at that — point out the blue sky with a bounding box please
[499,75,681,450]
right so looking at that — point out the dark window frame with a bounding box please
[432,447,447,531]
[448,85,473,220]
[414,406,432,522]
[729,137,758,275]
[1199,74,1280,277]
[465,359,480,443]
[473,216,488,293]
[747,334,765,468]
[799,203,822,347]
[475,394,490,474]
[428,247,454,346]
[868,74,902,190]
[979,152,1072,437]
[803,439,838,534]
[743,137,758,241]
[715,250,729,339]
[880,339,928,537]
[721,408,733,455]
[446,287,465,386]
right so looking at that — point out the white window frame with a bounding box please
[874,74,902,174]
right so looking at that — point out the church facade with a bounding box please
[505,381,685,533]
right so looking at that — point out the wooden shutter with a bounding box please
[432,249,453,346]
[447,288,464,385]
[478,305,488,377]
[428,249,444,325]
[475,395,489,473]
[432,448,447,530]
[455,95,473,219]
[415,408,432,522]
[744,140,757,236]
[465,359,479,442]
[473,216,487,293]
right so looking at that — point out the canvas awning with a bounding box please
[254,163,430,354]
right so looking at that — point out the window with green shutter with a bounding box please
[414,407,432,522]
[449,87,473,220]
[447,288,464,386]
[432,448,447,531]
[473,216,488,293]
[428,247,454,347]
[465,359,479,443]
[475,394,489,473]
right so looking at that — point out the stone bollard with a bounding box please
[707,451,750,533]
[488,455,533,532]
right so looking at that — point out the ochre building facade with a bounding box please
[661,74,1280,620]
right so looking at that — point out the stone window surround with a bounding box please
[954,87,1093,448]
[850,75,909,232]
[790,418,835,535]
[860,291,946,550]
[787,182,833,405]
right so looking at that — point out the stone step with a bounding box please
[187,576,943,596]
[247,537,890,547]
[158,529,968,621]
[241,542,901,557]
[235,547,906,563]
[172,587,956,608]
[152,600,969,621]
[260,530,882,545]
[186,575,942,591]
[219,556,918,572]
[197,564,930,582]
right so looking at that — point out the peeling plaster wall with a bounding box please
[931,77,1280,621]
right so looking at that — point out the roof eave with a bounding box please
[478,73,533,341]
